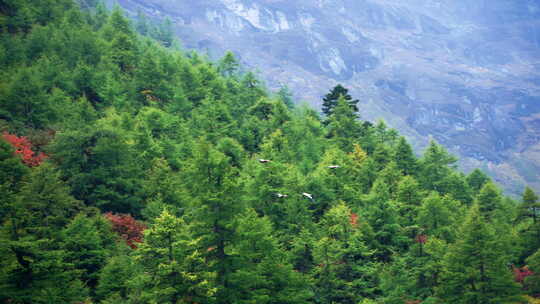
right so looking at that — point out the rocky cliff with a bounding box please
[115,0,540,195]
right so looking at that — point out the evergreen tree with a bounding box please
[393,136,418,176]
[181,139,243,303]
[326,96,363,152]
[418,140,457,192]
[95,251,138,302]
[0,163,87,303]
[475,182,504,222]
[467,168,491,194]
[229,208,311,304]
[518,186,540,223]
[312,203,378,303]
[61,213,112,290]
[322,84,359,117]
[437,205,523,303]
[133,210,217,304]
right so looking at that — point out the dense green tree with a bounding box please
[229,208,311,304]
[416,192,460,242]
[312,203,378,303]
[475,182,504,222]
[133,210,217,304]
[326,96,363,152]
[50,113,144,215]
[393,136,418,176]
[436,205,523,304]
[0,138,29,221]
[180,139,243,303]
[95,250,138,302]
[61,213,112,290]
[418,140,457,192]
[0,163,87,303]
[218,51,240,77]
[322,84,359,117]
[395,176,424,226]
[519,186,540,223]
[467,168,491,194]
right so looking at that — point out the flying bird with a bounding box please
[276,193,288,198]
[302,192,314,200]
[327,165,340,169]
[258,159,271,163]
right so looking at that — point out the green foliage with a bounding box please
[0,2,533,303]
[312,203,378,304]
[436,205,523,303]
[321,84,359,118]
[133,210,217,304]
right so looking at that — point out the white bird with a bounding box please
[327,165,340,169]
[258,159,271,163]
[302,192,313,200]
[276,193,288,198]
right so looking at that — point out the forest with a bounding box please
[0,1,539,303]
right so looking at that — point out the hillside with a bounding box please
[1,1,540,303]
[114,0,540,195]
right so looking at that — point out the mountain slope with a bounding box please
[116,0,540,194]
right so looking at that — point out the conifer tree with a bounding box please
[312,202,378,303]
[322,84,359,117]
[229,208,311,304]
[519,186,540,223]
[133,210,217,304]
[0,163,87,303]
[326,96,363,152]
[475,182,504,222]
[181,139,243,303]
[437,205,523,303]
[395,176,424,227]
[467,168,491,194]
[416,192,460,242]
[418,140,457,192]
[61,213,112,290]
[393,136,418,176]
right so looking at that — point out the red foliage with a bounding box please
[2,132,47,167]
[405,300,422,304]
[513,265,534,283]
[350,212,359,227]
[415,234,427,244]
[105,213,146,249]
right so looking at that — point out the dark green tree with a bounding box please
[393,136,418,176]
[229,208,311,304]
[132,210,217,304]
[436,205,523,304]
[322,84,359,117]
[467,168,491,194]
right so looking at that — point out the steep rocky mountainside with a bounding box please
[115,0,540,195]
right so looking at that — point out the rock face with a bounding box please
[116,0,540,195]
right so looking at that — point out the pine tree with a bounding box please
[416,192,460,242]
[0,163,87,303]
[467,168,491,194]
[326,96,363,152]
[475,182,503,222]
[393,136,418,176]
[312,202,378,303]
[61,214,112,290]
[228,208,311,304]
[95,251,138,302]
[181,139,243,303]
[322,84,359,117]
[437,205,524,303]
[133,210,217,304]
[519,186,540,223]
[418,140,457,192]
